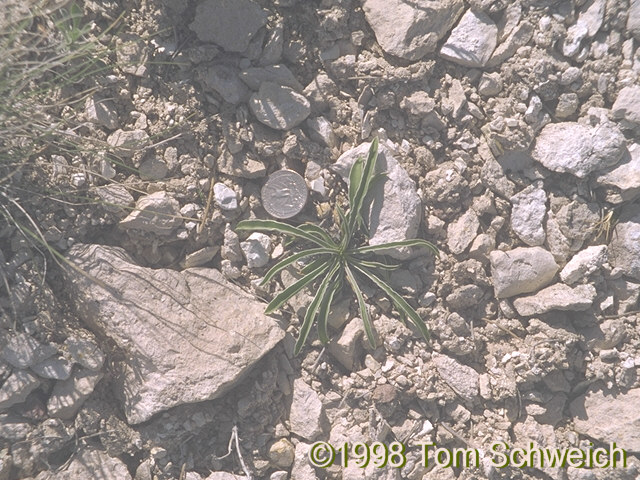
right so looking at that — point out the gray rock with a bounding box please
[477,72,502,96]
[532,122,626,178]
[328,318,364,371]
[106,129,149,157]
[595,144,640,203]
[239,65,303,91]
[289,378,326,441]
[268,438,295,468]
[513,283,597,316]
[47,368,103,420]
[249,82,310,130]
[306,116,338,149]
[64,244,285,424]
[628,0,640,38]
[205,474,244,480]
[332,142,421,258]
[1,333,57,368]
[560,245,608,284]
[217,148,266,179]
[434,354,479,402]
[440,9,498,68]
[290,442,316,480]
[510,183,547,246]
[303,73,339,113]
[362,0,464,61]
[563,21,588,57]
[138,156,168,181]
[222,224,243,262]
[555,92,579,119]
[555,200,599,248]
[213,183,238,211]
[30,356,73,380]
[183,247,219,268]
[490,247,559,298]
[609,208,640,281]
[0,370,40,409]
[570,386,640,452]
[445,284,484,310]
[201,65,249,105]
[93,184,134,214]
[240,232,272,269]
[85,96,118,129]
[447,209,479,255]
[578,0,606,37]
[0,413,31,442]
[189,0,267,53]
[39,447,132,480]
[486,21,534,68]
[612,85,640,129]
[119,191,182,235]
[64,335,105,371]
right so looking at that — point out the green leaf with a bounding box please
[348,156,364,208]
[347,137,378,235]
[236,219,332,248]
[298,223,338,249]
[353,238,438,256]
[317,276,341,344]
[265,261,331,315]
[260,248,333,285]
[344,264,377,349]
[350,257,400,271]
[294,260,341,355]
[352,264,430,342]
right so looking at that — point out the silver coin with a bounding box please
[261,169,308,219]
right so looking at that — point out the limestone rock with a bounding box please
[609,208,640,281]
[510,183,547,246]
[38,447,132,480]
[200,65,249,105]
[595,144,640,203]
[447,209,479,255]
[0,370,40,410]
[0,333,57,368]
[249,82,310,130]
[560,245,608,284]
[628,0,640,38]
[434,354,479,402]
[189,0,267,53]
[239,65,303,92]
[612,85,640,129]
[441,9,498,68]
[362,0,464,61]
[47,369,103,420]
[490,247,559,298]
[64,244,285,424]
[106,129,149,157]
[240,232,272,269]
[213,183,238,211]
[289,378,326,441]
[571,386,640,452]
[532,122,625,178]
[513,283,597,316]
[332,142,421,258]
[85,96,118,129]
[119,191,182,235]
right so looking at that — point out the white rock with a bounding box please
[447,209,479,255]
[596,143,640,203]
[64,244,285,424]
[513,283,597,316]
[609,208,640,281]
[628,0,640,38]
[119,191,182,235]
[433,354,479,402]
[532,121,625,178]
[563,21,588,57]
[510,183,547,246]
[189,0,267,53]
[612,85,640,129]
[560,245,608,284]
[213,183,238,211]
[47,368,103,419]
[289,378,326,441]
[106,129,149,157]
[440,9,498,68]
[478,72,502,96]
[362,0,464,61]
[249,82,310,130]
[306,116,338,148]
[1,333,57,368]
[490,247,559,298]
[64,335,105,371]
[240,232,272,269]
[290,442,316,480]
[578,0,606,37]
[328,318,364,371]
[331,142,421,258]
[0,370,41,409]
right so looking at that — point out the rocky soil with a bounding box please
[1,0,640,479]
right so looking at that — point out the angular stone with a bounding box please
[201,65,249,105]
[189,0,267,53]
[595,144,640,203]
[213,183,238,211]
[240,232,272,269]
[332,142,421,258]
[239,65,303,92]
[39,447,132,480]
[249,82,310,130]
[119,191,182,235]
[434,354,479,402]
[609,208,640,281]
[490,247,559,298]
[268,438,295,468]
[532,122,625,178]
[93,184,134,214]
[510,183,547,246]
[64,335,105,371]
[612,85,640,129]
[138,156,168,181]
[64,244,285,424]
[85,96,118,129]
[47,369,103,420]
[628,0,640,38]
[217,149,266,179]
[513,283,596,316]
[1,333,57,368]
[362,0,464,61]
[106,129,149,157]
[441,9,498,68]
[560,245,608,284]
[289,378,326,441]
[570,386,640,452]
[31,356,73,380]
[0,370,40,409]
[328,318,364,371]
[447,209,479,255]
[486,21,534,68]
[183,247,220,268]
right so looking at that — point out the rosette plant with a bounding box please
[236,138,438,355]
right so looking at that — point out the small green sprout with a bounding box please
[236,138,438,355]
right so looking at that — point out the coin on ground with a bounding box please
[261,170,308,219]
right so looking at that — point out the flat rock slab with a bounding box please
[363,0,464,61]
[331,142,421,258]
[440,9,498,68]
[596,143,640,203]
[249,82,310,130]
[570,386,640,452]
[513,283,596,316]
[64,244,285,424]
[532,121,625,178]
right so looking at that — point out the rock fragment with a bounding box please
[200,65,249,105]
[434,354,479,402]
[362,0,464,61]
[612,85,640,129]
[532,122,625,178]
[447,209,479,255]
[39,447,132,480]
[440,9,498,68]
[513,283,597,316]
[85,96,118,129]
[560,246,608,284]
[217,149,266,179]
[240,232,272,269]
[0,370,40,409]
[47,369,103,420]
[1,333,57,368]
[64,244,284,424]
[510,183,547,246]
[93,184,134,214]
[595,144,640,203]
[490,247,559,298]
[289,378,326,441]
[213,183,238,211]
[106,129,149,157]
[239,65,303,91]
[249,82,310,130]
[119,191,182,235]
[189,0,267,53]
[628,0,640,38]
[609,208,640,280]
[31,356,73,380]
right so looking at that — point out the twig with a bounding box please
[214,425,253,480]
